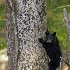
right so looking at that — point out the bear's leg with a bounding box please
[49,60,56,70]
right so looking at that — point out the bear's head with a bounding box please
[45,31,56,44]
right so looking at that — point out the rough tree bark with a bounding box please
[5,0,18,70]
[5,0,48,70]
[63,8,70,40]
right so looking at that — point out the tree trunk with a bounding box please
[5,0,48,70]
[5,0,18,70]
[63,8,70,40]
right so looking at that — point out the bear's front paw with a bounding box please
[38,38,43,43]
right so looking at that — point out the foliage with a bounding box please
[0,4,6,19]
[0,20,6,28]
[0,3,6,50]
[47,0,70,51]
[0,37,7,50]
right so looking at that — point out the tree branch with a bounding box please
[51,5,70,12]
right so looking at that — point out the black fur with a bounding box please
[38,30,62,70]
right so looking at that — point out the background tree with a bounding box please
[63,8,70,40]
[5,0,48,70]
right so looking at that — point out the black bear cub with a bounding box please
[38,30,62,70]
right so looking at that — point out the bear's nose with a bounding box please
[47,40,52,43]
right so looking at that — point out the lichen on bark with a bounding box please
[17,0,48,70]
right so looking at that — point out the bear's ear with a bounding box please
[45,28,49,35]
[53,32,56,36]
[46,28,49,32]
[45,31,49,35]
